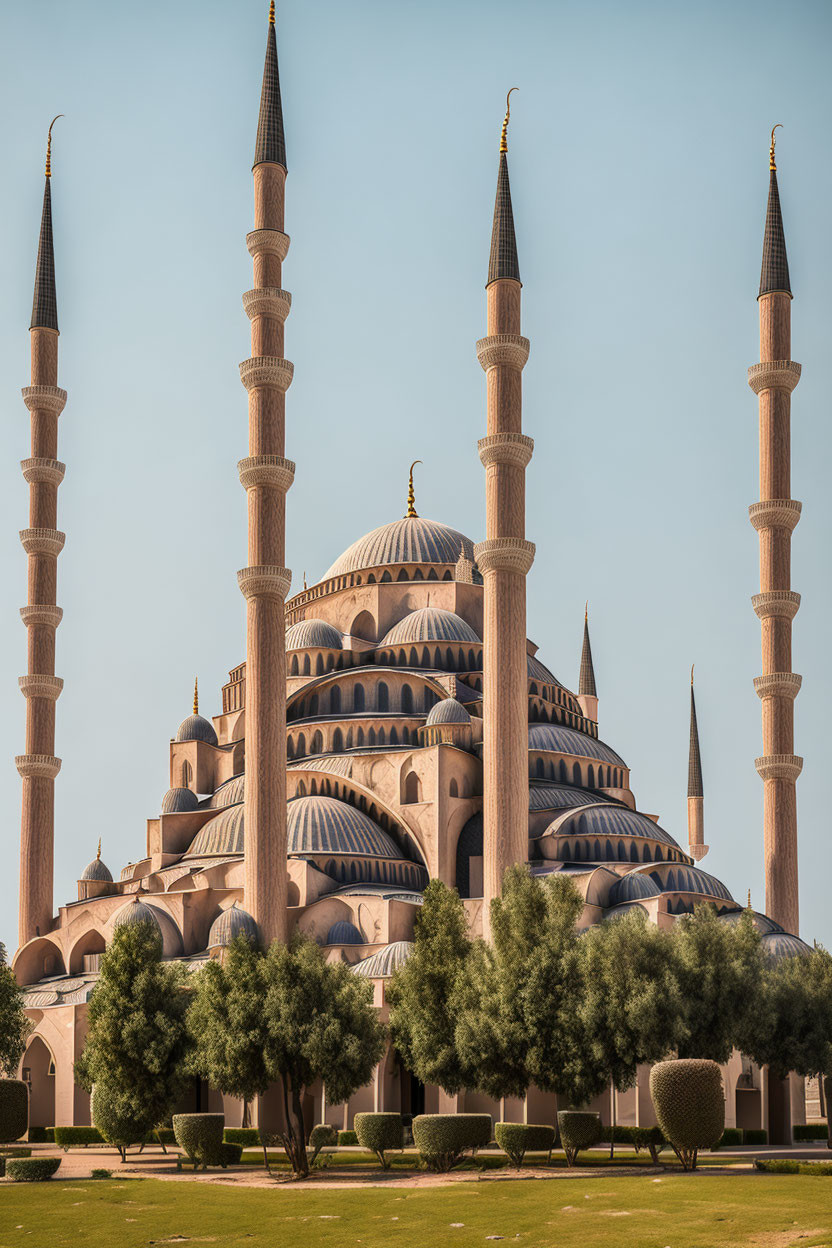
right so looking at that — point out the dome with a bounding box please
[761,931,813,963]
[187,805,245,857]
[161,787,199,814]
[326,920,364,945]
[608,870,663,906]
[204,774,245,810]
[111,897,184,957]
[647,863,735,904]
[545,805,683,851]
[175,714,218,746]
[528,723,626,766]
[527,654,560,685]
[286,618,342,651]
[208,902,258,948]
[719,908,783,935]
[81,850,112,883]
[353,941,414,978]
[324,517,476,579]
[380,608,480,648]
[425,697,471,727]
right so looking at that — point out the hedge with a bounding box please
[0,1080,28,1145]
[494,1123,555,1168]
[27,1126,51,1144]
[223,1128,260,1147]
[308,1124,338,1163]
[715,1127,743,1149]
[794,1124,828,1142]
[412,1114,492,1172]
[0,1149,31,1178]
[649,1059,724,1171]
[338,1130,358,1146]
[756,1159,832,1175]
[631,1126,667,1163]
[54,1126,104,1150]
[173,1114,225,1170]
[5,1157,61,1182]
[743,1128,767,1146]
[91,1168,112,1179]
[219,1141,243,1167]
[354,1113,403,1168]
[557,1112,601,1167]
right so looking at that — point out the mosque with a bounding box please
[10,6,817,1142]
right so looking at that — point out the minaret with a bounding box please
[687,666,707,861]
[577,604,598,722]
[238,2,294,945]
[748,127,802,935]
[474,91,535,933]
[17,117,67,946]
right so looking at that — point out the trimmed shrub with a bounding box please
[631,1126,667,1164]
[223,1127,260,1147]
[219,1141,243,1168]
[557,1111,601,1167]
[54,1126,104,1150]
[354,1113,403,1168]
[172,1113,225,1170]
[794,1124,829,1142]
[6,1157,61,1182]
[743,1128,767,1146]
[91,1168,112,1179]
[27,1126,49,1144]
[715,1127,743,1149]
[756,1158,832,1175]
[649,1059,724,1171]
[412,1114,492,1173]
[495,1123,555,1168]
[308,1124,338,1163]
[0,1149,31,1178]
[92,1084,157,1160]
[0,1080,28,1145]
[338,1130,358,1146]
[600,1125,635,1146]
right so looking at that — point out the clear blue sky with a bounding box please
[1,0,830,951]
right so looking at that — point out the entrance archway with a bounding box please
[22,1036,55,1129]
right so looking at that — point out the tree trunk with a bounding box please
[824,1075,831,1151]
[290,1079,309,1178]
[609,1079,616,1160]
[243,1098,251,1129]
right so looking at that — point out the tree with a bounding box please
[76,919,191,1152]
[740,946,832,1082]
[387,880,473,1094]
[261,934,386,1177]
[0,944,29,1077]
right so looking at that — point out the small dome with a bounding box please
[762,931,813,963]
[425,698,471,727]
[353,941,414,978]
[326,920,364,945]
[161,787,199,814]
[719,908,783,935]
[111,897,184,957]
[649,863,734,904]
[324,517,476,580]
[175,714,218,746]
[286,618,343,651]
[608,871,662,907]
[81,850,112,883]
[208,902,258,948]
[380,608,480,648]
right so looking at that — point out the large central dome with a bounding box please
[323,517,476,580]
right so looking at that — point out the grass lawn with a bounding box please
[3,1174,832,1248]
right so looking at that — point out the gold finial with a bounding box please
[45,115,64,178]
[585,601,588,623]
[769,124,782,172]
[747,888,752,909]
[691,663,695,687]
[193,677,199,716]
[500,88,519,154]
[96,838,102,861]
[269,0,275,24]
[406,460,422,519]
[303,570,308,590]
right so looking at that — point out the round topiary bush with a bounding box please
[0,1080,28,1145]
[412,1114,492,1172]
[308,1123,338,1163]
[172,1113,225,1170]
[557,1111,602,1167]
[354,1113,403,1168]
[219,1141,243,1168]
[91,1083,156,1161]
[495,1123,555,1168]
[6,1156,61,1182]
[649,1059,724,1170]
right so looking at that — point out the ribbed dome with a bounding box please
[208,902,258,948]
[546,805,682,851]
[81,854,112,883]
[161,787,199,814]
[353,941,413,978]
[425,697,471,726]
[324,517,476,579]
[527,654,560,685]
[528,723,626,766]
[719,909,783,936]
[761,931,813,963]
[381,608,480,648]
[286,618,343,651]
[111,897,184,957]
[187,805,245,857]
[326,920,364,945]
[175,714,218,746]
[608,870,662,907]
[204,774,245,810]
[647,863,734,904]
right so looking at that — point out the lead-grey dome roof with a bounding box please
[324,517,476,579]
[326,920,364,945]
[286,618,343,651]
[425,697,472,726]
[381,608,480,648]
[761,931,813,963]
[208,902,258,948]
[175,714,218,746]
[111,897,184,957]
[80,852,112,883]
[161,787,199,814]
[528,723,626,766]
[352,941,414,978]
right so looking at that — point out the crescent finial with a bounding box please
[500,88,519,154]
[769,123,782,171]
[406,461,423,519]
[45,115,64,178]
[691,663,695,686]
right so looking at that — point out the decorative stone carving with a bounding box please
[20,458,65,486]
[19,528,65,557]
[477,433,535,470]
[755,754,803,782]
[21,385,67,414]
[474,537,536,576]
[476,334,530,371]
[246,229,290,261]
[751,590,801,620]
[747,360,801,395]
[242,288,292,322]
[239,356,294,392]
[753,673,802,700]
[237,564,292,601]
[237,455,296,492]
[15,753,62,780]
[748,500,802,533]
[18,674,64,700]
[20,604,63,629]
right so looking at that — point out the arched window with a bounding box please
[572,762,582,786]
[548,761,556,780]
[535,757,544,778]
[303,655,311,675]
[368,727,376,746]
[427,568,438,581]
[357,727,365,746]
[423,687,438,712]
[377,728,386,745]
[353,683,365,712]
[297,780,306,796]
[290,655,299,676]
[445,647,454,670]
[311,731,323,755]
[390,726,398,745]
[401,684,413,714]
[345,728,353,749]
[449,778,458,798]
[414,568,423,580]
[558,759,568,784]
[377,682,389,712]
[296,733,306,757]
[468,649,476,669]
[330,686,341,714]
[181,760,192,788]
[326,654,335,672]
[333,728,344,752]
[397,568,408,581]
[315,654,324,675]
[409,647,419,667]
[309,694,318,717]
[587,764,595,788]
[381,571,392,583]
[403,771,422,804]
[630,842,639,862]
[287,737,295,759]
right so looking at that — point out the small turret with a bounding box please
[687,666,708,860]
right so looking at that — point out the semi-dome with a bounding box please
[425,697,471,726]
[761,931,813,963]
[175,714,218,747]
[608,870,663,907]
[380,608,480,648]
[161,787,199,814]
[353,941,414,978]
[646,863,735,905]
[207,902,258,948]
[80,846,112,883]
[324,517,476,579]
[286,618,343,651]
[545,805,683,852]
[326,920,364,945]
[204,774,245,810]
[528,723,626,766]
[187,805,245,857]
[111,896,184,957]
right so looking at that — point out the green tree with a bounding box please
[387,880,473,1094]
[740,946,832,1082]
[262,935,386,1177]
[0,944,29,1077]
[76,919,191,1153]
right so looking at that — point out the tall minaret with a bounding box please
[17,118,67,946]
[577,604,598,723]
[748,127,802,936]
[687,667,707,861]
[238,2,294,946]
[474,91,535,933]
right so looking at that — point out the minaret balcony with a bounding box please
[748,500,802,533]
[474,537,536,576]
[237,564,292,602]
[242,288,292,322]
[478,433,535,469]
[19,528,65,557]
[18,674,64,701]
[751,590,801,621]
[238,455,296,492]
[747,360,801,395]
[754,673,802,700]
[688,843,709,862]
[239,356,294,392]
[15,753,62,780]
[476,334,530,371]
[246,229,290,262]
[21,457,65,486]
[20,604,63,629]
[21,385,67,414]
[755,754,803,782]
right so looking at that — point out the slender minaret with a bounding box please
[17,117,67,946]
[474,91,535,934]
[687,666,707,861]
[748,127,802,936]
[238,2,294,945]
[577,603,598,722]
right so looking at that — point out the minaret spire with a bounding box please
[475,92,534,937]
[577,602,598,722]
[687,666,707,860]
[748,127,802,934]
[17,119,68,945]
[254,0,286,170]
